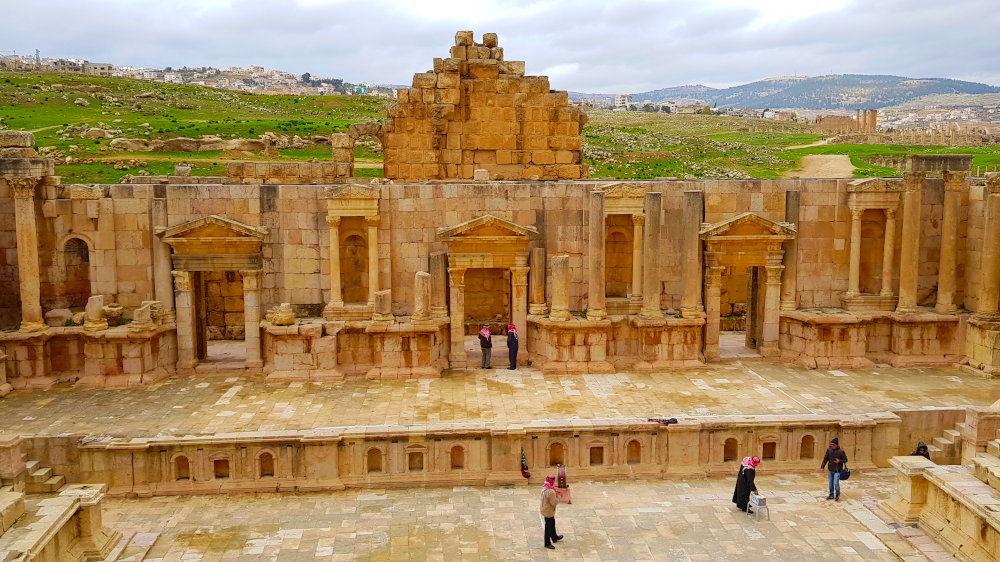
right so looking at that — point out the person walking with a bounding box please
[820,438,848,501]
[507,324,519,370]
[478,324,492,369]
[540,475,563,549]
[911,441,931,460]
[732,455,761,513]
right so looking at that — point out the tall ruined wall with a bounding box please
[381,31,588,182]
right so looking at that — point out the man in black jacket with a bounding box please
[820,438,848,501]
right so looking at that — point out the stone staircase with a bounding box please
[926,426,963,464]
[22,461,64,494]
[102,531,160,561]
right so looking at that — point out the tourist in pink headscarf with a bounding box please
[732,455,761,513]
[507,324,519,369]
[478,324,492,369]
[540,475,563,549]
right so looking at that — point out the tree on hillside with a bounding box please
[301,72,311,84]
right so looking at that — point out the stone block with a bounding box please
[454,30,473,46]
[482,32,498,48]
[0,131,34,148]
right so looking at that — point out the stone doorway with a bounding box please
[718,266,764,359]
[197,270,247,368]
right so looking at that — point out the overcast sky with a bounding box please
[2,0,997,93]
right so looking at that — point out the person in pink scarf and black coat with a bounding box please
[732,455,761,513]
[507,324,519,370]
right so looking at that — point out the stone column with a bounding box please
[413,271,431,321]
[780,190,800,310]
[680,191,705,318]
[761,263,785,356]
[936,171,964,313]
[979,188,1000,315]
[640,192,662,318]
[448,267,467,366]
[324,216,343,315]
[549,255,571,321]
[511,262,529,351]
[881,208,897,296]
[429,252,448,317]
[528,247,547,315]
[242,270,263,368]
[703,264,724,361]
[897,172,925,312]
[9,178,46,332]
[847,207,864,296]
[365,216,380,306]
[172,270,197,369]
[587,190,607,320]
[631,214,644,301]
[151,198,176,323]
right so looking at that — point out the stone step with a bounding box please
[987,439,1000,457]
[971,453,1000,492]
[28,467,52,483]
[113,532,160,561]
[943,428,962,441]
[23,460,39,474]
[26,474,65,494]
[102,530,135,561]
[932,436,955,454]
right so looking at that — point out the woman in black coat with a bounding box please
[507,324,519,369]
[732,456,761,512]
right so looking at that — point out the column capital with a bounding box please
[364,215,381,227]
[986,172,1000,195]
[902,171,926,187]
[764,264,785,284]
[7,177,41,198]
[850,207,865,220]
[706,265,724,285]
[448,267,466,286]
[631,214,645,226]
[171,270,192,292]
[885,207,897,220]
[510,266,529,286]
[326,215,342,227]
[943,170,967,191]
[240,269,262,289]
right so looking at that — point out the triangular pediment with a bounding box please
[438,215,539,240]
[325,183,382,200]
[848,178,904,193]
[158,215,268,241]
[700,212,795,239]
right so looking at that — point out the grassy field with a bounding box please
[2,72,997,182]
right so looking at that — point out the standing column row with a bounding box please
[639,192,662,319]
[324,216,343,315]
[979,176,1000,315]
[680,191,704,318]
[936,171,964,314]
[9,178,46,332]
[587,190,607,320]
[897,172,925,312]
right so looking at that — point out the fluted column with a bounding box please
[881,208,897,296]
[9,178,46,332]
[936,171,964,313]
[366,216,380,306]
[448,267,467,366]
[549,255,571,321]
[631,214,644,301]
[761,263,785,356]
[897,172,925,312]
[847,207,864,296]
[680,191,705,318]
[242,269,263,368]
[703,264,724,361]
[429,252,448,318]
[640,192,662,318]
[324,216,343,315]
[587,190,607,320]
[528,247,547,315]
[172,270,197,369]
[780,190,800,310]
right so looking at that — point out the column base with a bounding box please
[549,310,571,321]
[586,309,607,321]
[679,306,705,319]
[430,306,448,318]
[779,301,796,311]
[528,304,548,315]
[638,309,663,320]
[19,320,48,333]
[935,303,958,315]
[83,320,109,332]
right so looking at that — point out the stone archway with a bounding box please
[700,213,795,360]
[330,122,386,180]
[158,215,268,371]
[437,215,539,368]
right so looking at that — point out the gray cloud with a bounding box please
[1,0,997,92]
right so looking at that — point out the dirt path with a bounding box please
[785,154,855,178]
[786,138,832,150]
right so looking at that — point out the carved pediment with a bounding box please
[438,214,539,240]
[600,182,647,199]
[700,212,795,239]
[325,183,382,200]
[158,215,268,241]
[848,178,904,193]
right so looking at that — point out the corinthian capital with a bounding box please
[7,177,40,198]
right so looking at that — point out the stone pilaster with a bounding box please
[639,192,662,319]
[760,263,785,356]
[528,247,547,315]
[847,207,864,296]
[511,263,529,350]
[151,198,176,323]
[978,184,1000,315]
[703,264,724,361]
[881,208,897,296]
[9,177,46,332]
[429,252,448,318]
[680,191,705,318]
[936,171,964,313]
[324,216,343,316]
[172,270,197,369]
[365,216,380,306]
[587,190,606,320]
[448,267,467,366]
[242,270,263,368]
[549,255,570,321]
[779,190,800,310]
[897,172,925,312]
[631,214,644,301]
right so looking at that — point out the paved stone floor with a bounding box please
[2,360,998,437]
[100,471,954,561]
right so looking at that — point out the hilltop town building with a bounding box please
[1,31,999,560]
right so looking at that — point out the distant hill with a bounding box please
[576,74,1000,110]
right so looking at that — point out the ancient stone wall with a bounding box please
[813,109,878,134]
[379,31,588,182]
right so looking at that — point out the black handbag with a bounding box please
[839,465,851,481]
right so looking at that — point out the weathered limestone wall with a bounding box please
[203,270,245,340]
